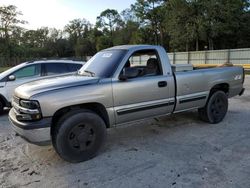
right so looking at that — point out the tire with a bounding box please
[52,109,107,163]
[0,100,4,114]
[198,90,228,124]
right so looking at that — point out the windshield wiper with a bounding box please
[83,70,95,77]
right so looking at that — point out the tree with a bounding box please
[237,9,250,48]
[0,5,27,59]
[120,8,138,23]
[196,0,250,50]
[53,38,74,57]
[21,27,49,48]
[165,0,197,51]
[0,5,26,38]
[112,8,141,45]
[64,18,92,56]
[75,38,95,58]
[96,35,112,51]
[131,0,166,45]
[96,9,123,39]
[1,2,250,66]
[65,19,91,40]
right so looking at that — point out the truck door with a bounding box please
[112,49,175,124]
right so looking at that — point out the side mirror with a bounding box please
[8,75,16,81]
[118,74,128,81]
[119,68,140,81]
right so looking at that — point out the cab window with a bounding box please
[120,49,162,79]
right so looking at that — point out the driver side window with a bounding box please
[120,49,162,79]
[13,64,41,79]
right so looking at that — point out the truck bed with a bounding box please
[171,63,237,72]
[173,65,244,112]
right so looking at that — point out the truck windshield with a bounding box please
[78,49,127,78]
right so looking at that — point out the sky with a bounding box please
[1,0,136,30]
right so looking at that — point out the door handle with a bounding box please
[158,81,167,87]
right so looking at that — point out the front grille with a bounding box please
[12,96,21,114]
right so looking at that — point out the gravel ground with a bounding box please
[0,77,249,188]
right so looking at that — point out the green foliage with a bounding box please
[96,9,123,35]
[0,5,26,38]
[96,36,112,51]
[0,1,250,66]
[0,67,11,73]
[131,0,166,45]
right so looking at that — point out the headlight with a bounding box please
[16,99,42,121]
[20,100,40,109]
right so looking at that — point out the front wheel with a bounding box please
[198,91,228,124]
[52,109,107,163]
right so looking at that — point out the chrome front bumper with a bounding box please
[9,108,52,145]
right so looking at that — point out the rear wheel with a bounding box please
[198,90,228,124]
[52,109,107,163]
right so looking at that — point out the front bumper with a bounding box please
[9,108,52,145]
[239,88,245,96]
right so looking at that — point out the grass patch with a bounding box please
[0,67,11,73]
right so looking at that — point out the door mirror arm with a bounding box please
[119,68,128,81]
[118,74,128,81]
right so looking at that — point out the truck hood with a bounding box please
[15,75,99,99]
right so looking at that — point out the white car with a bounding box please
[0,59,84,113]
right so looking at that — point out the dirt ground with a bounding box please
[0,77,249,188]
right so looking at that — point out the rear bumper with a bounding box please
[228,82,245,98]
[9,108,51,145]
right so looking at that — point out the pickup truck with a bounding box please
[9,45,245,163]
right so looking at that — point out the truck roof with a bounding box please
[26,59,84,64]
[105,45,161,51]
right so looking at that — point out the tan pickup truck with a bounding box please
[9,45,245,162]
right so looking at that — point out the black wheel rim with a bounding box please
[210,95,227,121]
[68,124,96,151]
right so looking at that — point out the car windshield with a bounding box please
[78,49,127,78]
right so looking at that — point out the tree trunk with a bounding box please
[186,42,189,52]
[159,28,164,46]
[208,38,214,50]
[196,38,199,51]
